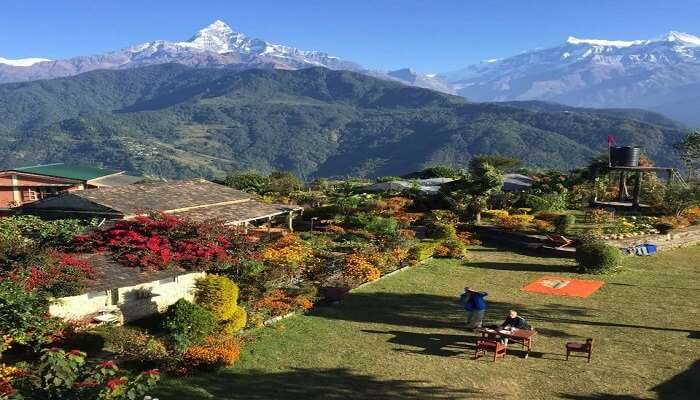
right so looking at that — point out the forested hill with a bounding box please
[0,64,687,179]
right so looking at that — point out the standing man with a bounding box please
[460,287,488,329]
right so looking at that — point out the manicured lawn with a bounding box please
[157,246,700,399]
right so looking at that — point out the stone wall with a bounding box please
[50,271,205,323]
[606,225,700,252]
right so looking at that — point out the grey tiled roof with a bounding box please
[79,253,190,292]
[89,174,144,188]
[174,200,302,224]
[72,179,250,215]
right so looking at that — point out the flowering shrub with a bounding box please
[655,216,689,232]
[7,348,159,400]
[456,231,480,246]
[75,213,256,272]
[20,253,96,297]
[433,240,467,259]
[533,219,553,233]
[382,197,413,215]
[482,209,509,219]
[342,254,380,284]
[682,207,700,225]
[258,234,312,269]
[534,211,564,222]
[252,289,314,318]
[183,335,242,370]
[496,215,534,231]
[324,224,346,234]
[397,229,417,239]
[0,364,24,398]
[589,209,614,224]
[365,246,411,273]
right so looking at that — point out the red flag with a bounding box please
[607,135,616,146]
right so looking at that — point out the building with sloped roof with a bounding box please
[21,179,302,229]
[49,252,205,323]
[0,163,142,212]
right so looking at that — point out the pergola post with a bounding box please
[632,171,642,209]
[267,217,272,235]
[287,211,294,232]
[617,171,627,201]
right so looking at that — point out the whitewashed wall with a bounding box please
[49,272,205,323]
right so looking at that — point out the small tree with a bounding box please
[224,171,271,194]
[675,130,700,178]
[468,155,522,173]
[194,275,248,334]
[419,165,459,179]
[662,182,700,217]
[445,161,503,223]
[268,171,304,196]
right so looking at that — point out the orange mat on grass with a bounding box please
[522,276,604,298]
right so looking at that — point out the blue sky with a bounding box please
[1,0,699,73]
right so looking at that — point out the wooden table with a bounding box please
[477,328,538,358]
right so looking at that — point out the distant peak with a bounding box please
[664,31,700,45]
[194,19,235,37]
[566,36,646,48]
[186,19,242,53]
[0,57,51,67]
[208,20,230,29]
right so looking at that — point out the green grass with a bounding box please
[156,246,700,399]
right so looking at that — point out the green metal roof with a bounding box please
[15,163,121,181]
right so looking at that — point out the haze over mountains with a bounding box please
[3,21,698,127]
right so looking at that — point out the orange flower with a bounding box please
[184,336,242,368]
[343,254,381,283]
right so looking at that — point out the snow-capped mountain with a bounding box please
[439,31,700,126]
[0,57,51,67]
[0,20,446,92]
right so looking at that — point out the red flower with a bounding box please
[106,377,127,390]
[144,369,160,376]
[67,349,84,356]
[98,360,118,370]
[73,380,100,388]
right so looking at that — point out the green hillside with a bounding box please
[0,64,687,179]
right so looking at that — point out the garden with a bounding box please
[1,135,700,399]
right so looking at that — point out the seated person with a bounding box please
[500,310,530,330]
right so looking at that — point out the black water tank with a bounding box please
[610,146,641,167]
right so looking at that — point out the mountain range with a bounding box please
[440,31,700,127]
[0,20,449,94]
[2,21,699,126]
[0,64,686,179]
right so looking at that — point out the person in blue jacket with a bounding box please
[459,287,488,329]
